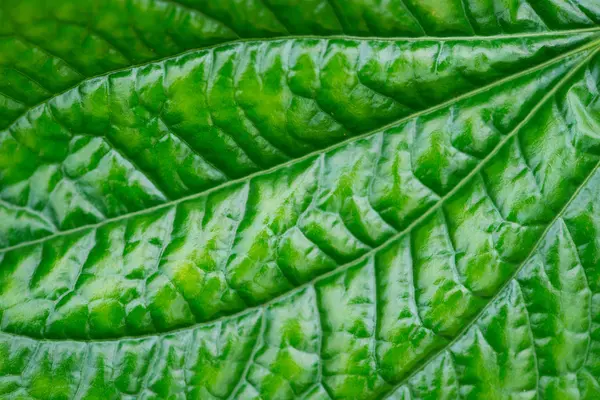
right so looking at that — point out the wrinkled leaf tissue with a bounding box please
[1,0,600,399]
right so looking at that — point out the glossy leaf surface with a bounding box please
[2,0,600,399]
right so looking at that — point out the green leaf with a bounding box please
[1,1,600,399]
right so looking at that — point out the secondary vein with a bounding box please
[3,36,599,254]
[3,41,598,346]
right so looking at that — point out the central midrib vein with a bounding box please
[381,46,600,398]
[3,39,599,349]
[3,35,600,254]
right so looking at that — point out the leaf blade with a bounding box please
[3,2,600,399]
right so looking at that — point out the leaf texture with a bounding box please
[2,1,600,399]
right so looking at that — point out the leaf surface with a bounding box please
[2,1,600,399]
